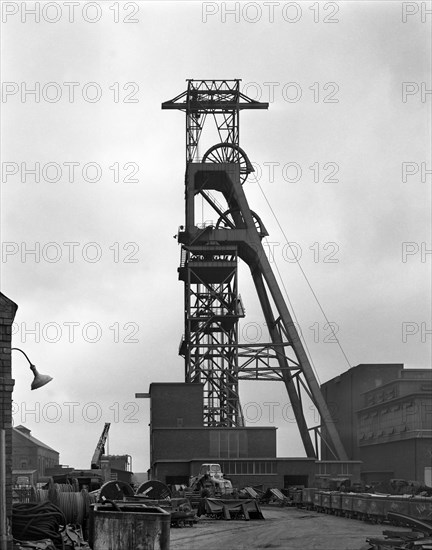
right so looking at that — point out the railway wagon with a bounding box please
[365,493,388,523]
[408,496,432,522]
[330,492,343,516]
[321,491,332,514]
[313,490,323,512]
[292,490,432,524]
[341,493,356,519]
[292,489,302,506]
[365,494,428,523]
[384,495,413,518]
[352,493,370,520]
[301,488,316,510]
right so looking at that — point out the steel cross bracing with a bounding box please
[162,79,267,163]
[178,245,244,427]
[163,79,348,460]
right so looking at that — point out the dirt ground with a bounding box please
[169,505,403,550]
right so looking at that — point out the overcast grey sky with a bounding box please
[1,1,431,472]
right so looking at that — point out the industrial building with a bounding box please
[141,381,361,490]
[321,363,432,486]
[12,425,59,485]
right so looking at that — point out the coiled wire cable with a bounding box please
[12,501,66,549]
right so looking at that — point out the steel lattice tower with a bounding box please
[162,79,347,459]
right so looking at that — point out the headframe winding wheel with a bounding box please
[202,143,254,184]
[216,208,268,238]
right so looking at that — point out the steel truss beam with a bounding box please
[162,80,268,163]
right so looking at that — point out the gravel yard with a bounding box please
[169,505,404,550]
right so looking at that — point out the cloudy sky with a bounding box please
[1,1,431,472]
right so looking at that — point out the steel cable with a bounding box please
[257,180,352,370]
[56,492,84,524]
[12,501,66,549]
[35,488,97,525]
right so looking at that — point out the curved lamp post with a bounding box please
[11,348,53,390]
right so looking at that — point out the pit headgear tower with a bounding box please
[162,79,347,460]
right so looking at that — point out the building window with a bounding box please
[209,430,247,458]
[318,463,327,476]
[220,460,276,475]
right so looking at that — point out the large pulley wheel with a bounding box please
[202,143,254,184]
[216,208,267,237]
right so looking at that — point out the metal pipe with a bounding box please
[0,428,8,550]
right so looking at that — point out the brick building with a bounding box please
[140,382,361,490]
[321,364,432,486]
[0,292,18,550]
[12,425,59,484]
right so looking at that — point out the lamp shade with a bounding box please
[30,365,53,390]
[12,349,53,391]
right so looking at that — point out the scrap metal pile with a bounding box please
[97,480,197,527]
[11,479,194,549]
[198,497,264,520]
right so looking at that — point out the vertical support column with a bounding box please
[0,293,18,550]
[180,245,241,427]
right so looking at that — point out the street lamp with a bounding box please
[11,348,53,390]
